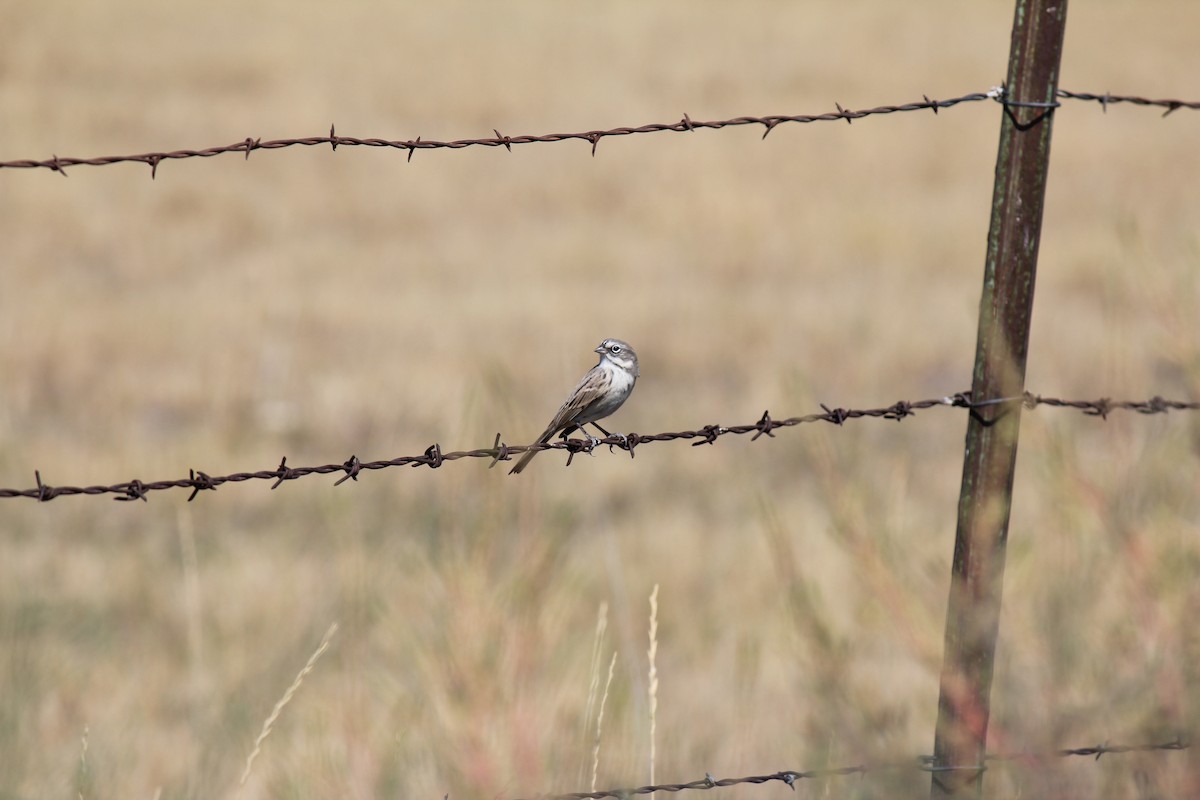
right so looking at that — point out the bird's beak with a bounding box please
[594,345,605,354]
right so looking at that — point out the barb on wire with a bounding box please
[515,737,1188,800]
[1,87,1194,177]
[0,393,1195,503]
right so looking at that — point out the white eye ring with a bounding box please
[609,344,621,354]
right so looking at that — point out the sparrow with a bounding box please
[509,338,639,474]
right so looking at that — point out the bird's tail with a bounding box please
[509,428,554,475]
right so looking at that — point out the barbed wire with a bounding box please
[1,392,1195,503]
[1055,89,1200,116]
[1,87,1195,178]
[518,737,1189,800]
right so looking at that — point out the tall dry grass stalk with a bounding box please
[647,584,659,792]
[238,622,339,791]
[579,602,609,785]
[591,650,618,793]
[76,725,89,800]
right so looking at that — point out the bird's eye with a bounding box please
[609,344,621,354]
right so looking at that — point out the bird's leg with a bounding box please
[559,423,599,456]
[569,423,601,452]
[588,422,628,452]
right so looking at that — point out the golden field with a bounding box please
[1,1,1198,797]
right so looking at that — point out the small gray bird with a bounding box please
[509,338,639,474]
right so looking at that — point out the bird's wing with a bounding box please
[511,364,612,475]
[540,365,612,440]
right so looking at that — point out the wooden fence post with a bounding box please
[930,1,1069,796]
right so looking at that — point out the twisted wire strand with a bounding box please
[1,87,1195,177]
[2,392,1195,503]
[518,737,1189,800]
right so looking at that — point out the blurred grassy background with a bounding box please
[1,1,1199,797]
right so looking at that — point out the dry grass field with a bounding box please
[2,1,1199,797]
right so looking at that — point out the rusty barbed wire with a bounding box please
[0,392,1195,503]
[1,87,1195,178]
[516,737,1189,800]
[1055,88,1200,116]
